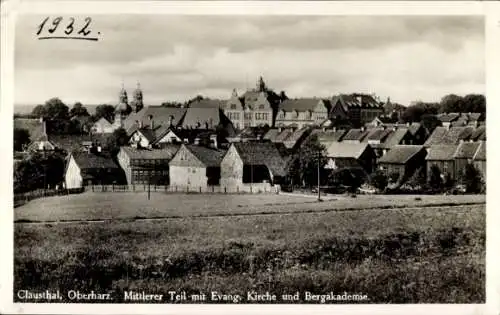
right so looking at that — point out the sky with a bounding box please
[14,15,484,106]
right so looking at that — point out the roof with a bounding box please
[120,145,181,160]
[327,158,363,169]
[263,128,281,142]
[378,145,425,164]
[279,98,324,112]
[437,113,460,123]
[364,128,392,142]
[454,141,481,159]
[93,117,112,127]
[473,141,486,160]
[184,144,226,167]
[14,118,46,141]
[382,128,411,148]
[424,127,448,146]
[311,129,348,144]
[283,127,310,149]
[189,99,224,109]
[181,108,225,129]
[408,122,423,136]
[471,125,486,141]
[50,134,113,152]
[241,90,280,109]
[325,142,370,159]
[232,142,287,177]
[332,94,382,110]
[425,145,458,161]
[341,128,369,141]
[275,129,294,142]
[123,106,187,134]
[71,152,119,170]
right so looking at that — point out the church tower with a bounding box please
[114,83,131,129]
[256,76,267,92]
[133,82,144,113]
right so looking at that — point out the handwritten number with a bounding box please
[78,17,92,36]
[36,17,49,35]
[65,18,75,35]
[47,16,62,34]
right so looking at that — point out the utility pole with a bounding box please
[317,150,321,202]
[148,172,151,200]
[250,163,253,193]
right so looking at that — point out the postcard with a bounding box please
[1,1,498,314]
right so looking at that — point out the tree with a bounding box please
[70,102,90,117]
[44,98,69,120]
[389,172,401,184]
[421,114,442,135]
[429,164,443,191]
[407,167,426,189]
[14,128,31,152]
[401,101,439,123]
[279,91,288,102]
[462,94,486,113]
[329,168,364,193]
[439,94,464,113]
[14,152,65,193]
[370,170,388,192]
[94,104,116,123]
[106,128,129,157]
[288,135,327,188]
[460,164,483,194]
[31,105,46,118]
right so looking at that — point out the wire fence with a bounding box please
[14,187,84,208]
[86,184,281,194]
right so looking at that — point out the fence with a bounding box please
[85,183,281,194]
[14,187,84,208]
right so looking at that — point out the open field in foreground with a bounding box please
[14,192,485,222]
[15,203,485,303]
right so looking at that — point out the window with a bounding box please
[230,104,237,109]
[259,104,265,109]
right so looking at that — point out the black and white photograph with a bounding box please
[2,1,496,313]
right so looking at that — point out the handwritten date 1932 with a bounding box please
[37,17,99,41]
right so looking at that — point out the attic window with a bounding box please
[259,104,264,109]
[230,104,237,109]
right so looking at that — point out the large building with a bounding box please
[275,98,330,129]
[222,77,281,129]
[330,94,384,127]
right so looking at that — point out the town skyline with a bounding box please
[15,15,484,106]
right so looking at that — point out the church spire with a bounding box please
[133,81,144,113]
[256,76,266,92]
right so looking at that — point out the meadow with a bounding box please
[14,193,485,303]
[14,191,485,222]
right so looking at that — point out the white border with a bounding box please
[1,1,498,314]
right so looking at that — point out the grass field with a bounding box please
[14,193,485,303]
[14,191,485,222]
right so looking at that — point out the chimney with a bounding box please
[361,126,365,132]
[169,115,174,127]
[356,95,363,105]
[392,126,397,131]
[332,127,336,132]
[148,115,154,129]
[151,120,154,130]
[278,127,282,132]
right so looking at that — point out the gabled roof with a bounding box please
[188,99,224,108]
[408,122,423,136]
[50,134,113,152]
[325,142,370,159]
[437,113,460,123]
[341,128,370,141]
[184,144,227,167]
[120,145,181,160]
[275,129,294,142]
[311,129,348,144]
[181,107,224,129]
[425,145,458,161]
[263,128,281,142]
[232,142,287,177]
[279,98,326,112]
[364,128,392,142]
[381,128,411,148]
[378,145,425,164]
[92,117,112,127]
[283,127,310,149]
[424,126,448,146]
[123,106,187,134]
[332,94,382,110]
[454,141,481,159]
[71,152,120,170]
[14,118,46,141]
[442,126,474,144]
[473,141,486,160]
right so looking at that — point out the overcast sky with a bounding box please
[15,15,484,106]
